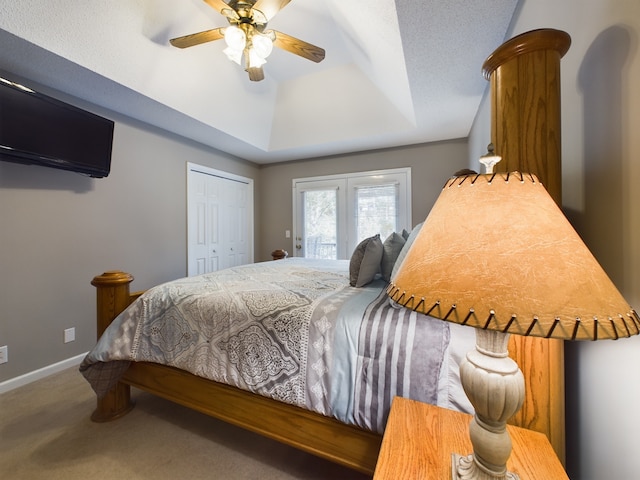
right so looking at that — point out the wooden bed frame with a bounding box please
[89,29,570,475]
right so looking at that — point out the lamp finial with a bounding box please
[479,143,502,174]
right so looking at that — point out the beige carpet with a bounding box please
[0,367,371,479]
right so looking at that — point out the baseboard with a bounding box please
[0,352,87,394]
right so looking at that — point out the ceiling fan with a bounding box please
[170,0,325,81]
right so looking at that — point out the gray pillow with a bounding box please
[381,232,406,282]
[349,234,383,287]
[391,222,424,281]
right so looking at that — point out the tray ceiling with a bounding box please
[0,0,518,164]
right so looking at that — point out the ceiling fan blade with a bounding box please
[270,30,325,63]
[203,0,239,21]
[252,0,291,23]
[246,66,265,82]
[169,27,226,49]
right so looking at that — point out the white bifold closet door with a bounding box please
[187,163,254,276]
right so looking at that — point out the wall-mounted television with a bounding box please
[0,76,114,178]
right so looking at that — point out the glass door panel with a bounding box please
[355,183,398,244]
[303,189,337,259]
[293,178,347,259]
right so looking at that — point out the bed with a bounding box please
[81,28,570,475]
[82,257,477,467]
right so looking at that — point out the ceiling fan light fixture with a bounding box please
[224,25,246,50]
[223,46,243,65]
[248,48,267,68]
[223,26,246,65]
[250,34,274,64]
[170,0,325,81]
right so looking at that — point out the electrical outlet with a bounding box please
[64,328,76,343]
[0,345,7,364]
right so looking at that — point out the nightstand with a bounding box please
[373,397,568,479]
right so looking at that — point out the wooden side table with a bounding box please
[373,397,568,479]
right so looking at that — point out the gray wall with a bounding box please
[257,139,469,262]
[469,1,640,478]
[0,108,259,382]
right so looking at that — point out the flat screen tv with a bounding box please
[0,76,114,178]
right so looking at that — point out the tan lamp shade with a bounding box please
[388,172,639,341]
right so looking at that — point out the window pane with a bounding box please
[355,184,398,243]
[303,189,337,259]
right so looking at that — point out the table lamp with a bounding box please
[387,156,639,479]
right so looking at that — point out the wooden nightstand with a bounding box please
[373,397,568,479]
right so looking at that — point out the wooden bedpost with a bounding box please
[483,28,571,203]
[482,28,571,464]
[90,271,136,422]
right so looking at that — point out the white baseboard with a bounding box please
[0,352,87,394]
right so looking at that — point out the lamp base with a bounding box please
[452,453,520,480]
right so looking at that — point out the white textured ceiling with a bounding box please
[0,0,518,164]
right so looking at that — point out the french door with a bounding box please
[293,168,411,259]
[293,179,347,259]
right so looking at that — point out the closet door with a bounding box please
[188,170,222,275]
[187,163,253,276]
[222,177,250,267]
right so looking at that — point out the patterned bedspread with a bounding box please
[80,258,470,433]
